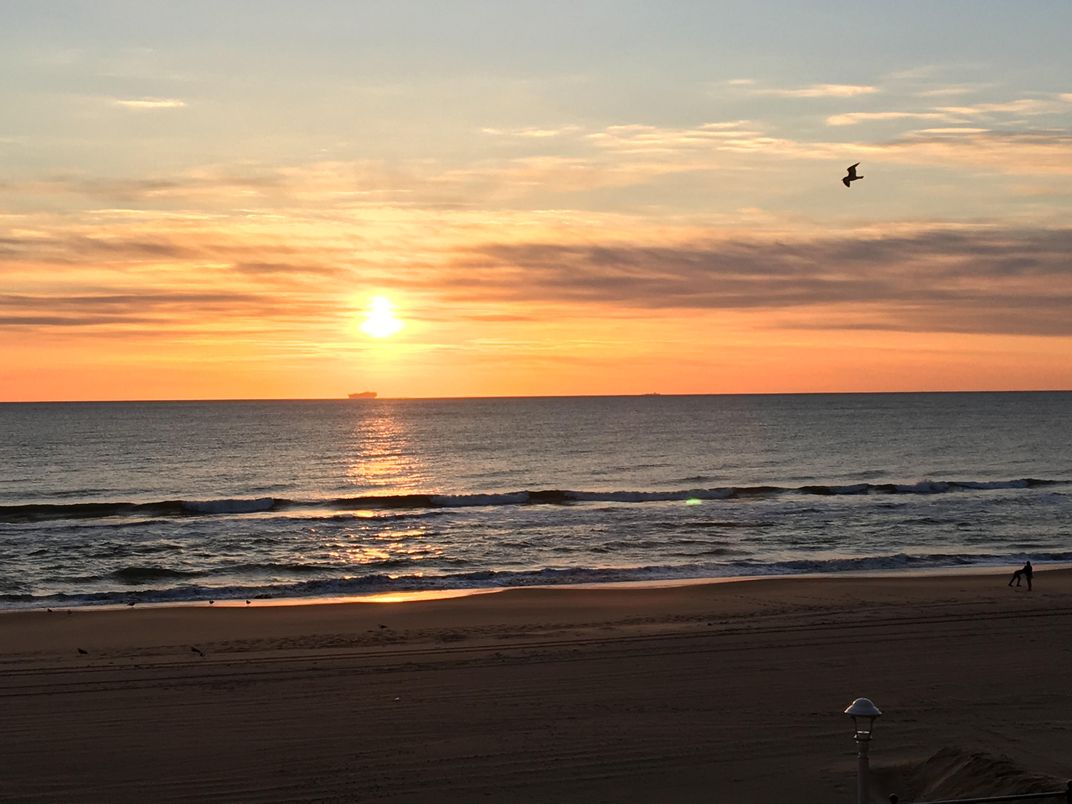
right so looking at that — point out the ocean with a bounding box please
[1,392,1069,608]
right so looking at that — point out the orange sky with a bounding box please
[3,4,1072,400]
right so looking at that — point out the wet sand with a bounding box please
[2,571,1070,802]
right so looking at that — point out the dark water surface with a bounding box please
[1,392,1069,607]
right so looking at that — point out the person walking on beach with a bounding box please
[1008,561,1033,591]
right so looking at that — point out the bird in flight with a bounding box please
[842,163,863,188]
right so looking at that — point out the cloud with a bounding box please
[446,227,1072,336]
[911,127,991,135]
[0,314,158,327]
[8,88,1070,215]
[759,83,880,98]
[112,97,187,110]
[5,186,1072,345]
[585,121,765,154]
[884,129,1072,175]
[827,111,953,126]
[727,81,879,98]
[480,125,581,138]
[0,291,279,314]
[829,96,1069,126]
[0,289,334,333]
[935,98,1061,117]
[915,85,989,98]
[229,261,345,278]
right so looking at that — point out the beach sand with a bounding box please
[2,570,1071,802]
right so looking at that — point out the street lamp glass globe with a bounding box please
[844,697,882,740]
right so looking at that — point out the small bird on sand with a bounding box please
[126,601,136,607]
[208,600,214,605]
[842,162,863,188]
[46,608,53,614]
[77,647,88,655]
[190,646,204,657]
[379,624,388,630]
[245,600,251,605]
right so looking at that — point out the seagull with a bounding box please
[842,163,863,188]
[190,646,204,657]
[77,647,88,655]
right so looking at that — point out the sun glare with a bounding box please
[360,296,404,338]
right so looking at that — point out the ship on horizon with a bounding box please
[347,391,377,399]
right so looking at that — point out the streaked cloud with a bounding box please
[449,226,1072,336]
[912,127,991,135]
[829,95,1069,126]
[586,121,764,154]
[755,83,880,98]
[0,290,319,332]
[884,129,1072,175]
[111,97,187,110]
[915,85,990,98]
[8,196,1072,340]
[7,120,1072,221]
[935,98,1062,117]
[724,79,879,98]
[828,111,952,126]
[480,125,581,138]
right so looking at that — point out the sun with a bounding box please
[360,296,404,338]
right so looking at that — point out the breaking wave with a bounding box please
[6,550,1072,609]
[1,478,1065,523]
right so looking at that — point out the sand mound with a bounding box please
[879,747,1067,802]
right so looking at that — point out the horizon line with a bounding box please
[2,388,1071,404]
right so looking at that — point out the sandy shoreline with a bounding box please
[3,570,1071,802]
[1,562,1035,613]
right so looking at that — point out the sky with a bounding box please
[2,0,1072,400]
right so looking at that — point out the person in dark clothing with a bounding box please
[1008,561,1033,591]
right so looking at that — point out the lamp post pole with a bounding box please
[856,730,871,804]
[845,698,882,804]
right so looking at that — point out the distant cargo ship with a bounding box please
[347,391,377,399]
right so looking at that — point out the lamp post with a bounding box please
[845,697,882,804]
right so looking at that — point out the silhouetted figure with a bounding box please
[1009,561,1033,590]
[842,162,863,187]
[77,648,88,655]
[190,646,204,657]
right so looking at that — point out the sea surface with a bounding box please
[1,392,1070,608]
